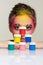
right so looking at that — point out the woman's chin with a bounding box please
[21,38,25,42]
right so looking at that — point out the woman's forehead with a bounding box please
[11,14,33,26]
[14,14,32,22]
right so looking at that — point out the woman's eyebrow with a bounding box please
[26,24,32,29]
[13,24,20,26]
[26,24,32,26]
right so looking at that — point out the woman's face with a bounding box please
[9,14,35,41]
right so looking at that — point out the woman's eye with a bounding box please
[13,24,20,30]
[26,24,32,31]
[14,26,19,30]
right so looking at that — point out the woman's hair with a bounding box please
[9,3,36,28]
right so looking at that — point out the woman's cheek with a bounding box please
[26,25,35,34]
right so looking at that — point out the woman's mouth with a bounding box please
[21,36,25,42]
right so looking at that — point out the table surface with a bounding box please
[0,49,43,65]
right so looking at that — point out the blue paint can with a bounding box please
[29,42,36,50]
[25,34,32,43]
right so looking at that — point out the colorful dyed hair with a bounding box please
[9,3,36,28]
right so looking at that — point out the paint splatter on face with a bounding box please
[15,8,31,15]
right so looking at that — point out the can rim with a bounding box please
[25,34,32,37]
[8,41,15,45]
[20,42,26,45]
[19,26,26,29]
[29,42,36,45]
[14,34,21,37]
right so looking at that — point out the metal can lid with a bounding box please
[14,34,21,37]
[29,42,36,45]
[19,26,26,29]
[20,42,26,45]
[8,41,15,45]
[25,34,32,37]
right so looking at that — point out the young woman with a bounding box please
[0,3,43,49]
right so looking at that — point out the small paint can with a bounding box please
[25,34,32,43]
[29,42,36,51]
[19,26,26,35]
[19,42,26,50]
[8,41,15,50]
[14,34,21,43]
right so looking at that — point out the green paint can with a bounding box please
[8,41,15,50]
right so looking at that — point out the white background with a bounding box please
[0,49,43,65]
[0,0,43,41]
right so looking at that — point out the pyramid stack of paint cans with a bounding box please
[8,26,36,51]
